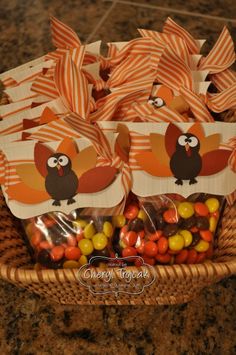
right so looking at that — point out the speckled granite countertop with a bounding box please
[0,0,236,353]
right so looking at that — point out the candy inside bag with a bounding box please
[114,193,225,266]
[22,192,225,269]
[23,210,115,269]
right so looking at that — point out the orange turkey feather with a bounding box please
[135,152,172,176]
[34,143,54,177]
[199,134,221,156]
[56,137,79,160]
[77,167,117,193]
[6,183,50,203]
[200,149,231,176]
[187,123,205,140]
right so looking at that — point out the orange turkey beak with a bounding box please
[57,164,63,176]
[185,143,191,156]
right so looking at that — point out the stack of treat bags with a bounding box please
[0,17,236,269]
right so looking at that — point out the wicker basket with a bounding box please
[0,86,235,304]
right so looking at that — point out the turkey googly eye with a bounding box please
[153,97,165,108]
[178,135,188,146]
[58,155,69,166]
[47,157,58,168]
[188,136,198,147]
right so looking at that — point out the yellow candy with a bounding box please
[63,260,80,269]
[179,230,193,247]
[78,239,94,255]
[119,239,127,248]
[73,219,88,230]
[205,198,219,213]
[112,215,126,228]
[194,240,210,252]
[178,202,194,219]
[137,210,148,222]
[209,216,217,233]
[79,255,88,265]
[168,234,185,251]
[103,221,113,238]
[92,233,108,250]
[84,223,96,239]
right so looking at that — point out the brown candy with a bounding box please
[156,213,167,230]
[128,218,144,232]
[190,232,201,247]
[181,216,196,229]
[163,223,179,237]
[196,216,209,230]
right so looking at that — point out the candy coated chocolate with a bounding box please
[196,216,210,230]
[128,218,144,232]
[163,223,179,237]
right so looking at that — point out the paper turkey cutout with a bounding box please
[7,138,117,205]
[148,85,189,114]
[135,123,231,185]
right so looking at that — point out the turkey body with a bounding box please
[170,151,202,183]
[45,171,78,203]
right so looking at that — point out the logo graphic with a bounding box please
[76,256,157,296]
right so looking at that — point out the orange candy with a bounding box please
[142,256,155,265]
[124,204,139,220]
[144,241,158,257]
[194,202,209,216]
[155,253,171,264]
[39,240,54,250]
[196,252,206,263]
[67,235,77,247]
[50,246,65,261]
[123,231,138,247]
[163,208,179,224]
[175,250,188,264]
[186,249,198,264]
[200,230,213,242]
[65,247,81,260]
[137,230,145,239]
[157,237,168,255]
[122,246,137,257]
[148,230,162,241]
[205,244,214,258]
[31,231,42,247]
[135,239,145,254]
[134,258,143,267]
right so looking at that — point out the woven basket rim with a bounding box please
[1,258,235,284]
